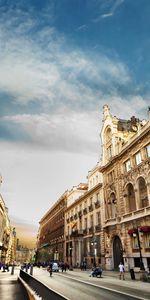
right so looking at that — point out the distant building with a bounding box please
[37,191,68,262]
[0,188,11,263]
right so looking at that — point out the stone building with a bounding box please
[99,105,150,271]
[37,191,68,262]
[0,189,11,263]
[64,167,104,268]
[37,104,150,272]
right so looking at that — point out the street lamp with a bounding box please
[133,224,145,271]
[91,237,97,268]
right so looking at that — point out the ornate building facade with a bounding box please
[37,105,150,272]
[100,105,150,270]
[64,167,104,268]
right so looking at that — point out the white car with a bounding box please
[52,262,59,272]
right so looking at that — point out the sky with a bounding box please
[0,0,150,234]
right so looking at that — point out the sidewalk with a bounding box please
[0,267,29,300]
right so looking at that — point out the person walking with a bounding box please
[118,262,125,280]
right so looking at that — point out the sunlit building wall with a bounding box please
[100,105,150,271]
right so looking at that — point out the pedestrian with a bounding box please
[80,261,84,271]
[83,261,87,271]
[47,262,53,277]
[118,262,125,280]
[49,266,52,277]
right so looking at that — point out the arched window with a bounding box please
[105,127,111,143]
[105,127,112,160]
[138,177,148,208]
[109,192,117,218]
[127,183,136,212]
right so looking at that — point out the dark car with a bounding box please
[91,267,102,277]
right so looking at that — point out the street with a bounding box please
[32,267,150,300]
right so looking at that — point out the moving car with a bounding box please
[52,262,59,272]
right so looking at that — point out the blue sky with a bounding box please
[0,0,150,227]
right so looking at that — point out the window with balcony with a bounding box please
[138,176,148,208]
[107,145,112,159]
[135,152,142,165]
[125,159,131,172]
[146,144,150,157]
[132,235,139,249]
[84,218,87,232]
[90,215,93,227]
[126,183,136,212]
[96,175,98,184]
[96,212,100,225]
[145,233,150,248]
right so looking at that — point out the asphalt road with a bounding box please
[33,268,150,300]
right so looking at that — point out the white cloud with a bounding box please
[94,0,124,21]
[0,141,99,225]
[2,109,100,153]
[0,6,131,107]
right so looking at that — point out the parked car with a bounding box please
[52,262,59,272]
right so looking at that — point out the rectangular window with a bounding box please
[107,146,112,159]
[125,159,131,172]
[134,258,140,268]
[90,215,93,227]
[135,152,142,165]
[146,144,150,158]
[84,218,87,229]
[96,212,100,225]
[145,233,150,248]
[96,175,98,184]
[132,236,139,249]
[90,197,93,205]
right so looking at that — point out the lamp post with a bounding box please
[133,224,145,271]
[91,236,97,268]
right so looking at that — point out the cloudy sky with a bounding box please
[0,0,150,230]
